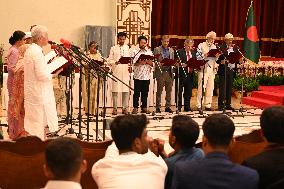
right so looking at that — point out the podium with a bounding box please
[118,57,131,64]
[186,59,207,70]
[207,49,221,57]
[227,51,242,63]
[161,58,176,66]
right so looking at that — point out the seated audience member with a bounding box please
[159,115,204,189]
[43,138,87,189]
[92,114,167,189]
[172,114,259,189]
[243,106,284,189]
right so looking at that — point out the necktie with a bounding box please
[187,51,193,73]
[187,51,191,61]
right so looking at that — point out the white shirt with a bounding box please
[92,142,168,189]
[24,43,58,140]
[227,47,236,70]
[42,181,82,189]
[132,47,153,80]
[108,44,131,92]
[197,41,218,73]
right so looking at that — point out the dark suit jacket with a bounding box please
[176,48,197,78]
[172,152,259,189]
[243,145,284,189]
[217,43,240,76]
[153,45,175,79]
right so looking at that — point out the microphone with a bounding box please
[48,40,57,45]
[48,41,62,51]
[171,46,178,49]
[50,44,58,50]
[60,38,81,50]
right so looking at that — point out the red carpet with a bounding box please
[242,85,284,109]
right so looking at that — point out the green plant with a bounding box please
[257,75,284,86]
[233,75,259,92]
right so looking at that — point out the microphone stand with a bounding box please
[152,51,163,116]
[172,47,183,114]
[98,55,108,141]
[54,46,97,141]
[65,64,75,134]
[62,48,92,140]
[236,48,247,116]
[69,46,133,141]
[195,47,207,116]
[152,57,159,116]
[52,41,133,141]
[77,63,84,140]
[46,46,84,138]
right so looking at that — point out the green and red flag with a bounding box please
[243,1,260,63]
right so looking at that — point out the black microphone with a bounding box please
[48,40,57,45]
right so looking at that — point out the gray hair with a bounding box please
[31,25,48,41]
[206,31,217,39]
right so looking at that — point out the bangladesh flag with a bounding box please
[243,1,260,63]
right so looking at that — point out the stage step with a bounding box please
[251,91,284,104]
[242,97,282,109]
[259,85,284,91]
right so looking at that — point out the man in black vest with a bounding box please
[175,38,197,112]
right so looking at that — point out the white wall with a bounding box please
[0,0,116,53]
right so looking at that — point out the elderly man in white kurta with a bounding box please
[108,32,131,115]
[23,25,59,140]
[196,31,220,112]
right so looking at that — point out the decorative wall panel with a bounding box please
[116,0,152,45]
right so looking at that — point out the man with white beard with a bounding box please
[23,25,61,140]
[196,31,220,113]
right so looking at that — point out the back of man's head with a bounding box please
[260,106,284,144]
[202,114,235,148]
[110,114,148,151]
[171,115,199,148]
[45,138,84,180]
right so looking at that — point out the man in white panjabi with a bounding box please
[196,31,220,112]
[23,25,60,140]
[108,32,130,115]
[92,114,167,189]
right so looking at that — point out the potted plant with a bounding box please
[233,75,259,98]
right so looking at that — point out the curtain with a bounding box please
[85,26,116,57]
[151,0,283,57]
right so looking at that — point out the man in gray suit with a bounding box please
[153,35,175,113]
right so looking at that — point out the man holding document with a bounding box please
[23,25,64,140]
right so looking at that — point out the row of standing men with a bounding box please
[84,31,242,115]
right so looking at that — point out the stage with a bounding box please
[0,96,261,153]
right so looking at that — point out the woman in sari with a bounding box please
[6,31,28,139]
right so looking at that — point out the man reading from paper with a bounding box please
[23,25,62,140]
